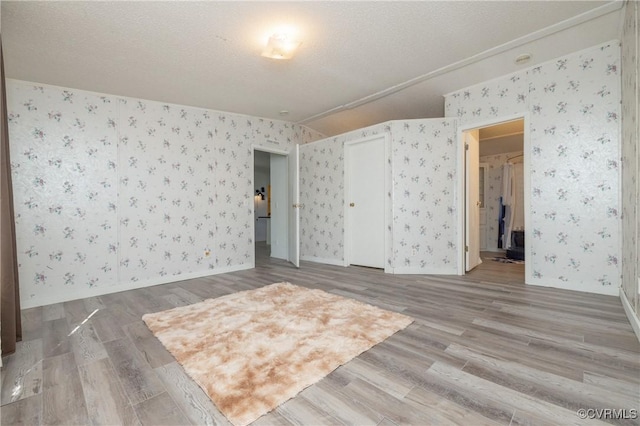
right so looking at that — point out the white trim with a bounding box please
[456,113,531,285]
[252,145,288,157]
[300,256,345,267]
[521,276,618,296]
[343,133,391,271]
[620,287,640,343]
[456,114,526,134]
[393,267,457,275]
[20,263,252,309]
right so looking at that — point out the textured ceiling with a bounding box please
[1,1,624,136]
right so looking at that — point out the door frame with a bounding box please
[464,129,482,271]
[251,145,289,268]
[343,133,392,272]
[456,113,531,284]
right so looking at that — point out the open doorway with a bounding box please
[463,118,526,278]
[253,149,287,263]
[253,150,272,262]
[252,146,300,268]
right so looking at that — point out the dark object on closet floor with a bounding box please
[491,256,524,264]
[507,230,525,261]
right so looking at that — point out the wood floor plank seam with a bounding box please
[2,243,638,425]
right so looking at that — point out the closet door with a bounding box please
[479,163,488,250]
[465,130,482,271]
[346,136,385,269]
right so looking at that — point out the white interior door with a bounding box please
[288,144,300,268]
[347,136,385,268]
[269,153,288,260]
[479,163,488,250]
[465,130,482,271]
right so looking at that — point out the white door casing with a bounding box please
[457,114,530,282]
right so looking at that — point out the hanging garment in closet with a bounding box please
[501,163,515,249]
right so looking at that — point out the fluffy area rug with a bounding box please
[142,282,413,426]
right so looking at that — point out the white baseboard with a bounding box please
[20,263,253,309]
[300,256,345,267]
[392,266,457,275]
[620,286,640,343]
[525,276,619,296]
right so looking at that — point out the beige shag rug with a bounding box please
[142,282,413,426]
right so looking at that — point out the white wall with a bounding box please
[446,41,621,295]
[7,79,323,308]
[269,154,288,260]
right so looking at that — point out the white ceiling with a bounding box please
[479,119,524,157]
[1,1,624,137]
[479,120,523,141]
[480,134,524,157]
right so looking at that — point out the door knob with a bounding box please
[349,202,355,207]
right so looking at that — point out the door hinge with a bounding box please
[465,144,469,151]
[465,245,469,252]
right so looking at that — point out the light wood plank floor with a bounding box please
[2,243,639,425]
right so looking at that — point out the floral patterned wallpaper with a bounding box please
[446,41,621,295]
[390,119,457,273]
[6,40,626,304]
[116,99,216,281]
[7,80,323,308]
[621,0,638,313]
[299,119,459,274]
[8,84,119,304]
[299,124,387,265]
[479,151,524,252]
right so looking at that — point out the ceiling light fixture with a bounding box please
[261,33,301,60]
[515,53,532,65]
